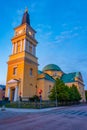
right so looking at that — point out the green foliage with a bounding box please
[29,95,40,102]
[85,91,87,101]
[69,84,81,102]
[49,78,81,103]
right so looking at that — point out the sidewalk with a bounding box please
[0,107,64,113]
[1,104,86,113]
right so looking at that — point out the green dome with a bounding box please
[43,64,61,71]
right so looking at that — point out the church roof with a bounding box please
[44,73,55,82]
[38,70,55,82]
[61,72,81,83]
[38,70,43,74]
[21,9,30,25]
[43,64,61,71]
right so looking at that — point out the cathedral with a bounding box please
[5,9,86,102]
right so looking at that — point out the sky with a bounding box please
[0,0,87,89]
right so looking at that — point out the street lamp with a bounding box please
[55,85,58,107]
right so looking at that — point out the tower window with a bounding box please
[29,43,33,54]
[13,67,17,75]
[30,68,33,76]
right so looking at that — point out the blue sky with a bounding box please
[0,0,87,89]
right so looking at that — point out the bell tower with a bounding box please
[5,9,38,101]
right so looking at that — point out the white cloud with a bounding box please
[36,24,51,30]
[54,26,83,43]
[36,24,52,42]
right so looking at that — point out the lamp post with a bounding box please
[55,85,58,107]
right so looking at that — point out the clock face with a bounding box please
[18,30,23,34]
[29,31,32,35]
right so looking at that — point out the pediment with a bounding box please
[7,79,19,84]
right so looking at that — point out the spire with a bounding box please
[21,8,30,25]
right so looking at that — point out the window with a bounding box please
[29,45,32,54]
[33,33,35,38]
[13,67,17,75]
[26,41,29,52]
[32,45,36,56]
[48,85,51,94]
[30,68,33,76]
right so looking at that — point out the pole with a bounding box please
[55,85,58,107]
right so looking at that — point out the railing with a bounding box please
[0,100,82,109]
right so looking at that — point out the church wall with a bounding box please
[22,61,38,97]
[37,79,54,100]
[5,60,24,98]
[37,79,45,99]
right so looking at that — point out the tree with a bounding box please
[69,84,81,102]
[49,78,70,102]
[85,90,87,101]
[49,78,81,103]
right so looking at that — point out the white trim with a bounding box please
[14,86,18,101]
[24,39,26,51]
[8,88,10,100]
[7,79,18,84]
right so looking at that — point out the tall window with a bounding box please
[13,67,17,75]
[30,68,33,76]
[48,85,51,94]
[29,43,33,54]
[32,45,35,56]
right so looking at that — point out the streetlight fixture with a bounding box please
[55,85,58,107]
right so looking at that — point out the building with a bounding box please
[39,64,86,102]
[5,9,86,102]
[0,85,5,100]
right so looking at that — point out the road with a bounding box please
[0,105,87,130]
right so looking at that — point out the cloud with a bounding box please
[36,24,52,42]
[36,24,51,30]
[54,26,83,43]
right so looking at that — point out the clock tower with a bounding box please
[5,9,38,101]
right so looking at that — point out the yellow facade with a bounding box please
[5,10,38,101]
[42,68,86,102]
[37,73,54,100]
[5,9,86,102]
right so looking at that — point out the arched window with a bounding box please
[48,85,51,94]
[30,68,33,76]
